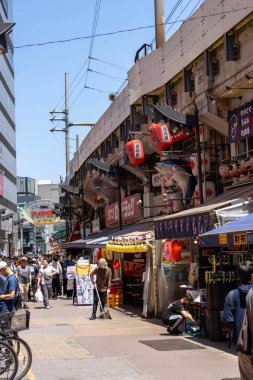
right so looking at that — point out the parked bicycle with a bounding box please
[0,310,32,380]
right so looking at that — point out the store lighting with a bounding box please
[245,75,253,84]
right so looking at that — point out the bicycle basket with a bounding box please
[0,311,15,331]
[11,310,30,332]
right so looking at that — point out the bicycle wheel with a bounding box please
[8,337,32,380]
[0,341,18,380]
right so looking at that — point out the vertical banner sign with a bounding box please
[228,100,253,143]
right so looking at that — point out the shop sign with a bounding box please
[19,199,61,226]
[152,173,162,187]
[233,233,248,245]
[228,100,253,143]
[0,0,8,17]
[219,234,228,245]
[105,194,142,226]
[154,212,211,240]
[221,244,248,254]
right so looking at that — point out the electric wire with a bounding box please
[89,56,128,71]
[88,68,126,81]
[14,7,253,49]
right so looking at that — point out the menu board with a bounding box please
[75,264,97,305]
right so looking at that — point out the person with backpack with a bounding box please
[0,261,19,313]
[223,261,253,343]
[237,288,253,380]
[16,257,32,309]
[29,258,39,301]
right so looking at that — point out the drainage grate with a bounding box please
[140,338,205,351]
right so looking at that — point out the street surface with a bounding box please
[21,299,240,380]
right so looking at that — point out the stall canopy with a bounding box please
[200,212,253,247]
[62,221,154,250]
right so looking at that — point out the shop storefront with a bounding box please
[106,228,155,318]
[197,211,253,341]
[153,199,241,317]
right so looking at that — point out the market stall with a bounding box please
[197,212,253,340]
[106,229,156,318]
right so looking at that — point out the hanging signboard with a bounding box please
[221,244,248,254]
[228,100,253,143]
[19,200,61,226]
[219,234,228,245]
[105,194,142,226]
[233,233,248,245]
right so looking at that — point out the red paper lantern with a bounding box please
[113,260,121,269]
[125,140,145,165]
[149,123,172,151]
[164,240,182,262]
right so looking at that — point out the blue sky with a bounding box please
[13,0,204,182]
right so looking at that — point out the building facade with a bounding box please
[64,0,253,238]
[0,0,17,256]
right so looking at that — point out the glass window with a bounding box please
[237,139,247,155]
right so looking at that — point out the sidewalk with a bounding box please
[21,299,241,380]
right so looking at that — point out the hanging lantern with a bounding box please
[149,123,172,151]
[125,140,145,165]
[244,156,253,172]
[218,164,231,179]
[164,240,182,262]
[113,260,121,269]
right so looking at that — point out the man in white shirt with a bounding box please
[38,259,58,309]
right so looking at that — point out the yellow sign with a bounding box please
[233,233,248,245]
[76,264,93,276]
[219,234,228,245]
[106,243,148,253]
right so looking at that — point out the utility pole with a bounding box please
[65,73,70,174]
[50,73,95,176]
[154,0,165,49]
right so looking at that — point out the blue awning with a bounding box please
[200,212,253,247]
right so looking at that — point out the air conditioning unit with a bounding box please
[109,93,116,102]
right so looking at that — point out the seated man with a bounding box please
[162,293,197,334]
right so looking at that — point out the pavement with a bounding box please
[19,299,241,380]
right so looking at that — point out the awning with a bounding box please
[106,226,154,253]
[154,105,197,125]
[154,199,237,240]
[62,221,154,249]
[200,212,253,247]
[154,183,253,240]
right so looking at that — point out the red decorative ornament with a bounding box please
[125,140,145,165]
[113,260,121,269]
[149,123,172,151]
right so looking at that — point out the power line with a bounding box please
[89,56,128,71]
[88,68,126,81]
[14,7,253,49]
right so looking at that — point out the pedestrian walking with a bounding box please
[50,255,62,298]
[89,258,112,320]
[223,261,253,342]
[16,257,32,309]
[38,259,58,309]
[237,288,253,380]
[29,258,39,301]
[0,261,19,313]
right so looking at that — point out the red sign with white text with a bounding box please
[105,194,142,226]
